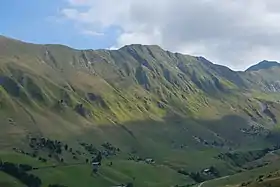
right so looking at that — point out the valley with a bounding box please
[1,35,280,187]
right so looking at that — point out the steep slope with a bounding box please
[243,61,280,92]
[246,60,280,72]
[1,35,280,150]
[1,35,280,186]
[0,36,245,122]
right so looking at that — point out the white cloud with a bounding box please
[61,0,280,70]
[81,30,104,36]
[67,0,92,6]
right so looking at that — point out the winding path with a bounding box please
[197,175,229,187]
[198,181,206,187]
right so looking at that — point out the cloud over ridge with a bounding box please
[61,0,280,70]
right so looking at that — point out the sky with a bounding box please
[1,0,280,70]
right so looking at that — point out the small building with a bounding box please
[92,162,101,173]
[145,158,155,164]
[92,162,101,167]
[203,168,211,174]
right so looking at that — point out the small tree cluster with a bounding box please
[102,142,120,155]
[92,151,102,163]
[80,142,99,155]
[189,172,205,183]
[29,137,63,155]
[0,162,42,187]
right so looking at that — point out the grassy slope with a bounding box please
[0,151,192,187]
[31,160,191,187]
[246,178,280,187]
[196,161,280,187]
[1,36,280,186]
[0,172,24,187]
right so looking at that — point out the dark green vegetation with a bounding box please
[242,171,280,187]
[1,35,280,186]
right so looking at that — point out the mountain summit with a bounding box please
[1,35,280,186]
[246,60,280,72]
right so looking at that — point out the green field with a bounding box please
[0,171,24,187]
[0,151,193,187]
[1,36,280,186]
[197,161,280,187]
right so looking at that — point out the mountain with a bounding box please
[1,35,280,187]
[246,60,280,72]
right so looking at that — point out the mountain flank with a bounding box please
[246,60,280,72]
[1,35,280,187]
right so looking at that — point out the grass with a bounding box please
[0,151,51,167]
[31,165,114,187]
[0,171,24,187]
[0,151,193,187]
[247,177,280,187]
[101,159,192,187]
[199,161,280,187]
[2,35,280,187]
[31,160,191,187]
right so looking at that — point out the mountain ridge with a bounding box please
[246,60,280,72]
[2,34,276,73]
[1,34,280,138]
[2,34,280,186]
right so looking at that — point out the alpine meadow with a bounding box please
[1,35,280,187]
